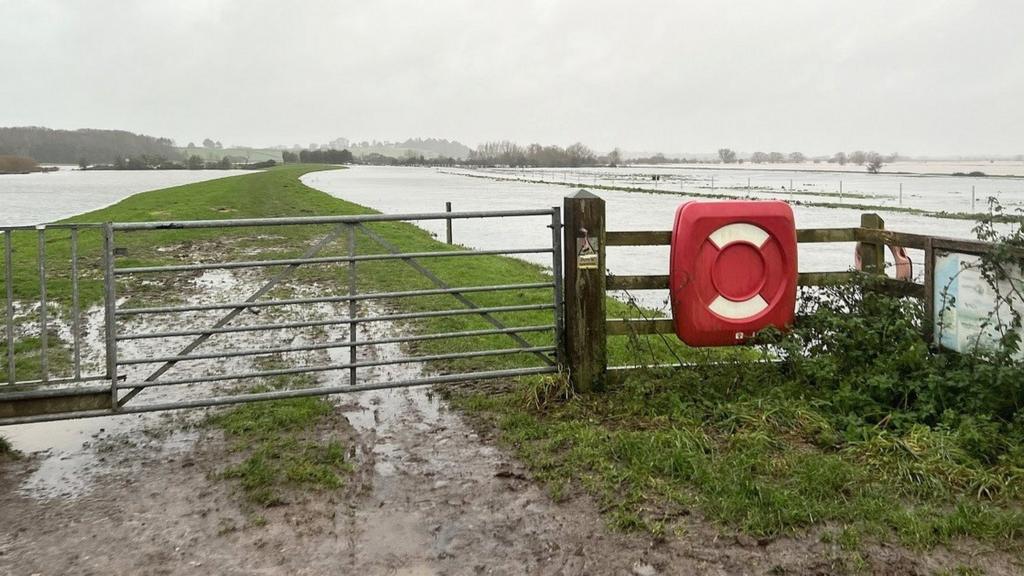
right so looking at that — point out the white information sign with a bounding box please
[933,251,1024,356]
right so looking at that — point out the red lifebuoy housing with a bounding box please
[669,201,798,346]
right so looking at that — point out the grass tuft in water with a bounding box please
[211,395,352,507]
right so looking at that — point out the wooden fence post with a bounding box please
[858,213,885,273]
[563,191,606,392]
[445,202,453,244]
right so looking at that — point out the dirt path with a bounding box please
[0,268,1011,575]
[3,378,985,576]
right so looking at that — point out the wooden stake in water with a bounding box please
[840,180,843,202]
[899,183,903,206]
[972,185,976,211]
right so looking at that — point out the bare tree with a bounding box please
[718,148,737,164]
[607,148,622,166]
[866,152,884,174]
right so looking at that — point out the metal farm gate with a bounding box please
[0,209,563,424]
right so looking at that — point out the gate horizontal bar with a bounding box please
[111,209,556,231]
[116,324,554,365]
[117,345,556,389]
[114,247,553,275]
[0,374,110,388]
[116,303,554,341]
[1,366,559,425]
[115,282,555,315]
[0,223,105,232]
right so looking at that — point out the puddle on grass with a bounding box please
[324,310,450,478]
[2,269,281,499]
[3,267,458,499]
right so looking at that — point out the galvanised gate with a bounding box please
[0,208,563,424]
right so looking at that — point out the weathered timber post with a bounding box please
[923,236,936,343]
[563,191,606,392]
[445,202,453,244]
[857,213,885,273]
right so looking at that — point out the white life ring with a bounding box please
[706,223,771,320]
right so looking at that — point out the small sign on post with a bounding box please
[576,229,599,269]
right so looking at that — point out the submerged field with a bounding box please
[3,164,1024,573]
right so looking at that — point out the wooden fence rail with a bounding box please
[563,192,938,392]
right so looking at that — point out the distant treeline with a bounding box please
[287,149,354,164]
[387,137,470,159]
[87,154,274,171]
[462,141,704,167]
[285,141,707,168]
[0,127,180,165]
[283,148,462,167]
[464,141,602,167]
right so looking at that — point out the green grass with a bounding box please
[0,434,15,458]
[211,393,352,506]
[450,369,1024,550]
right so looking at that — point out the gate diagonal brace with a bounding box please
[117,224,349,407]
[354,223,555,367]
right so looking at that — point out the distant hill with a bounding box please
[0,126,180,165]
[179,146,283,163]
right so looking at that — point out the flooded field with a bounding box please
[303,166,1004,309]
[0,168,254,226]
[449,164,1024,215]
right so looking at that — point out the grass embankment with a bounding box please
[0,164,684,506]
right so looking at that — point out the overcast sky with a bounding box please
[1,0,1021,156]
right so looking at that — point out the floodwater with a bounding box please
[451,165,1024,215]
[0,168,254,226]
[303,166,1002,309]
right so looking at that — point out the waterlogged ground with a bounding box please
[1,271,1016,574]
[3,167,1022,574]
[0,168,256,226]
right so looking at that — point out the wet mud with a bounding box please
[1,268,1019,575]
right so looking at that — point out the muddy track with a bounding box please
[1,267,1018,575]
[6,380,1002,575]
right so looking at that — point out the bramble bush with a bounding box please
[769,201,1024,466]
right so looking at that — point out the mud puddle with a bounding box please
[4,269,1015,574]
[3,268,338,499]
